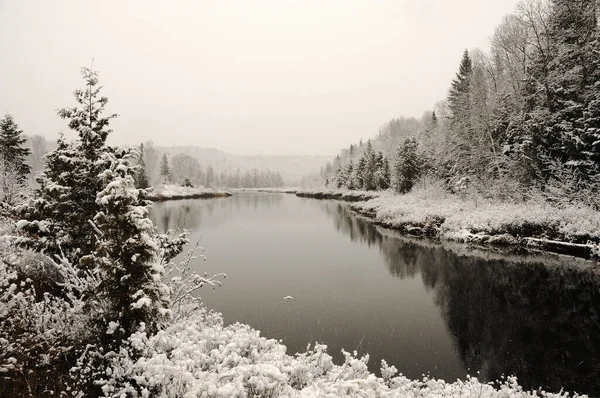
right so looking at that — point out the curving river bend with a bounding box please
[150,192,600,396]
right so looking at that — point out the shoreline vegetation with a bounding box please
[146,184,232,201]
[293,187,600,260]
[154,185,600,260]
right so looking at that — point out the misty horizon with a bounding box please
[1,0,520,156]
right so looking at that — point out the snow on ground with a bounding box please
[296,188,381,202]
[234,187,299,194]
[107,308,583,397]
[147,184,232,201]
[296,185,600,257]
[351,187,600,252]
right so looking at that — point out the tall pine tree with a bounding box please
[159,153,171,183]
[446,50,475,175]
[0,114,31,203]
[134,143,150,189]
[0,114,31,183]
[17,68,118,263]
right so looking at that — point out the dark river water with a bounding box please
[150,192,600,395]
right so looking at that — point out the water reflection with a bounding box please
[150,194,600,395]
[321,200,600,394]
[152,194,284,232]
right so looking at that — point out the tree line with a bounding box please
[322,0,600,208]
[133,146,285,189]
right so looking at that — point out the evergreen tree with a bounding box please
[345,160,355,190]
[354,156,366,190]
[206,165,215,187]
[335,164,347,188]
[381,156,391,190]
[448,50,473,119]
[394,138,420,194]
[17,68,118,263]
[374,151,390,190]
[134,143,150,189]
[159,153,171,183]
[431,110,438,128]
[542,0,600,177]
[0,114,31,184]
[446,50,475,175]
[358,141,377,191]
[16,68,187,395]
[81,154,170,341]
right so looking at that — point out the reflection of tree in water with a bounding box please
[150,194,284,233]
[151,200,205,232]
[322,202,420,278]
[322,201,600,395]
[423,255,600,395]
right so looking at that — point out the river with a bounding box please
[150,192,600,395]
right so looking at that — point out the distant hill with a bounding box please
[155,146,331,185]
[25,136,331,186]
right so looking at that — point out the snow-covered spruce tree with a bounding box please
[335,164,347,188]
[345,160,355,190]
[134,143,150,189]
[16,68,119,264]
[446,50,475,175]
[374,151,390,190]
[354,155,366,190]
[0,114,31,183]
[10,68,188,396]
[0,114,31,204]
[516,0,600,185]
[80,150,170,341]
[394,138,421,194]
[159,153,171,184]
[361,141,378,191]
[545,0,600,178]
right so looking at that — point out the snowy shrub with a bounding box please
[96,309,584,398]
[0,225,103,396]
[163,242,225,322]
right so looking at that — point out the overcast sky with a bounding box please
[0,0,520,156]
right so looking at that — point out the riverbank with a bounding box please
[296,187,600,259]
[147,185,232,201]
[296,188,380,202]
[233,187,299,194]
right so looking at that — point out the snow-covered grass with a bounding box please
[102,308,583,398]
[147,184,232,201]
[296,188,381,202]
[234,187,299,194]
[349,184,600,257]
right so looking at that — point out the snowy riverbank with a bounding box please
[296,187,600,259]
[101,308,583,397]
[147,185,232,201]
[296,188,380,202]
[234,187,300,194]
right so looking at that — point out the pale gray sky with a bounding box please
[0,0,520,156]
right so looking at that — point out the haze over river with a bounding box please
[150,192,600,395]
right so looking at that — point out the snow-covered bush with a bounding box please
[0,218,103,396]
[95,309,583,398]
